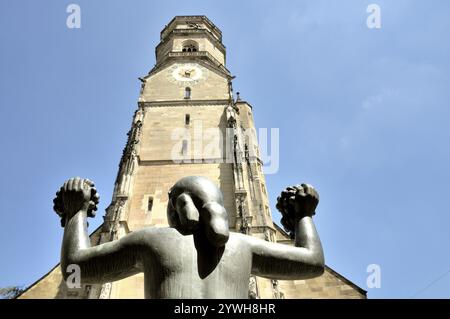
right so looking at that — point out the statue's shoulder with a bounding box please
[228,232,269,248]
[227,232,254,246]
[126,226,182,246]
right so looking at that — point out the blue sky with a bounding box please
[1,0,449,298]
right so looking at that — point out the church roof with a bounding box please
[272,222,367,297]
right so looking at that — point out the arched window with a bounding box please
[184,87,191,99]
[182,44,197,52]
[182,41,198,52]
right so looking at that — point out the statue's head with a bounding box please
[167,176,229,247]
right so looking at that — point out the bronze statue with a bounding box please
[53,176,324,298]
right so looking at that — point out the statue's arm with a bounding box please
[54,178,145,284]
[248,216,324,280]
[61,211,144,284]
[249,184,325,280]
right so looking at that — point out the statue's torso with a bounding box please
[140,229,252,299]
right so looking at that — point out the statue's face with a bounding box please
[167,176,230,247]
[166,193,197,235]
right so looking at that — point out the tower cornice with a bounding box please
[138,99,229,108]
[161,16,222,42]
[144,51,232,81]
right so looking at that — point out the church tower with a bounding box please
[119,15,274,237]
[18,16,366,299]
[97,15,277,298]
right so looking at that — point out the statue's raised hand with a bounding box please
[276,184,319,238]
[53,177,100,227]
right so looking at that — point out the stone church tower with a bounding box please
[19,16,366,299]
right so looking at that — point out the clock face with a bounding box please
[167,63,207,86]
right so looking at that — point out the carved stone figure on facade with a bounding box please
[272,279,284,299]
[116,147,138,197]
[226,104,237,127]
[134,107,145,124]
[248,276,258,299]
[264,228,275,243]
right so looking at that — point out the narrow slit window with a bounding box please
[182,140,188,155]
[147,196,154,212]
[184,87,191,99]
[185,114,190,125]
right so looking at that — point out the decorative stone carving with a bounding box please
[248,276,259,299]
[95,109,145,299]
[272,280,284,299]
[114,109,144,198]
[226,104,237,127]
[99,283,112,299]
